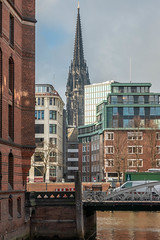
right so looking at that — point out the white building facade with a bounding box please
[29,84,64,182]
[84,81,115,125]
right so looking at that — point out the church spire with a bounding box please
[73,3,84,68]
[66,4,90,127]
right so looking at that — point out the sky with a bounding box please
[36,0,160,104]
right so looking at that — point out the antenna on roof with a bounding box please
[130,57,132,83]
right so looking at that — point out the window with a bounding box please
[35,124,44,134]
[35,138,44,147]
[34,166,43,176]
[82,146,86,152]
[34,152,44,162]
[0,49,2,138]
[105,159,114,167]
[156,146,160,154]
[128,132,143,140]
[0,152,2,190]
[41,98,44,106]
[49,167,56,177]
[8,104,14,141]
[38,98,40,105]
[156,133,160,140]
[156,159,160,167]
[49,152,57,162]
[17,197,21,217]
[9,14,14,47]
[49,110,57,120]
[8,196,13,218]
[128,146,143,154]
[49,124,57,134]
[50,138,57,146]
[128,159,143,168]
[8,153,14,189]
[105,146,114,154]
[9,57,14,94]
[82,155,86,162]
[105,132,114,140]
[35,110,44,120]
[0,2,2,35]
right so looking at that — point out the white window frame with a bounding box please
[157,146,160,154]
[156,159,160,167]
[128,132,143,140]
[105,146,114,154]
[156,133,160,140]
[128,146,143,154]
[105,159,114,167]
[105,132,114,140]
[128,159,143,168]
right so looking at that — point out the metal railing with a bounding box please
[83,182,160,202]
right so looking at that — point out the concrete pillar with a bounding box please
[75,171,84,240]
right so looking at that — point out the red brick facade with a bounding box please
[104,130,160,181]
[0,0,36,239]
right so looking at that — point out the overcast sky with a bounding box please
[36,0,160,104]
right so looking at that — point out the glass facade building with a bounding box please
[84,81,115,125]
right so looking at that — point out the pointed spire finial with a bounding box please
[78,0,80,9]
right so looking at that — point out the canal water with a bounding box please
[96,211,160,240]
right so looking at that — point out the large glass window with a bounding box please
[123,107,134,116]
[35,124,44,134]
[138,96,144,104]
[128,96,134,104]
[49,124,57,134]
[111,96,117,104]
[113,107,118,115]
[139,107,145,116]
[34,166,43,176]
[49,110,57,120]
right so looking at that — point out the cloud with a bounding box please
[36,0,160,103]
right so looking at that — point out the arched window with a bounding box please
[8,196,13,218]
[0,48,2,138]
[0,152,2,190]
[17,197,21,217]
[8,153,14,190]
[8,57,14,141]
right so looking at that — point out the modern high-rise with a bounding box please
[66,4,90,127]
[0,1,36,239]
[84,80,115,125]
[28,84,64,182]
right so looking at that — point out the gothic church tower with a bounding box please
[66,3,90,127]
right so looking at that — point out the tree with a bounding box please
[32,142,57,182]
[145,120,159,168]
[112,131,128,182]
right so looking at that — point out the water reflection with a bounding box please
[96,211,160,240]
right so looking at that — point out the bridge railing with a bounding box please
[83,182,160,202]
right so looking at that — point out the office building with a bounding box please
[78,82,160,182]
[28,84,64,182]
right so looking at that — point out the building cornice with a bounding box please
[4,0,37,25]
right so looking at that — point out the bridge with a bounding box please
[26,175,160,240]
[83,181,160,211]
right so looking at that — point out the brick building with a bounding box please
[0,0,36,239]
[78,82,160,182]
